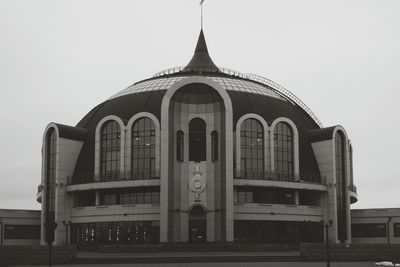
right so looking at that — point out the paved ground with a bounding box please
[16,262,376,267]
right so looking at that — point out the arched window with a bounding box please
[211,131,218,162]
[132,118,155,179]
[240,119,264,179]
[335,131,347,242]
[45,128,56,241]
[273,122,293,178]
[189,118,206,162]
[176,130,184,162]
[100,120,121,181]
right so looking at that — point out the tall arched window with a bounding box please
[274,122,294,179]
[189,118,206,162]
[335,131,347,242]
[45,128,56,241]
[100,120,121,181]
[176,130,184,162]
[211,131,218,162]
[132,118,156,179]
[240,119,264,179]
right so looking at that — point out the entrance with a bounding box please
[189,205,206,243]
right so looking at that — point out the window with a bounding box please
[189,118,206,162]
[103,193,117,205]
[100,188,160,205]
[4,225,40,239]
[235,187,295,205]
[132,118,156,179]
[71,221,160,246]
[335,131,348,242]
[73,191,96,207]
[211,131,218,162]
[351,223,387,238]
[176,130,184,162]
[100,120,121,181]
[45,128,56,240]
[240,119,264,179]
[394,223,400,237]
[236,190,253,203]
[273,122,293,178]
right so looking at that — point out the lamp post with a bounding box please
[45,216,57,267]
[322,219,333,267]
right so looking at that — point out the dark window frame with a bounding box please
[335,131,348,242]
[176,130,184,162]
[273,122,294,177]
[132,117,156,180]
[351,223,387,238]
[100,120,121,181]
[240,119,264,179]
[189,118,206,162]
[211,131,218,162]
[394,223,400,237]
[4,224,41,240]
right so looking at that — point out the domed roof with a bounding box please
[72,30,323,180]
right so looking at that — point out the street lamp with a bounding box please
[321,219,333,267]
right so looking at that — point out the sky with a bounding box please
[0,0,399,210]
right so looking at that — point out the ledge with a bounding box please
[233,179,327,191]
[66,179,160,192]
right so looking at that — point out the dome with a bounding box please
[72,30,323,181]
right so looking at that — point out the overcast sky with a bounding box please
[0,0,399,210]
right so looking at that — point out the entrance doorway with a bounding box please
[189,205,206,243]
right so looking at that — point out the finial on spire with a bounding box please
[183,29,219,73]
[200,0,205,29]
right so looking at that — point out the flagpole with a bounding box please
[201,2,203,29]
[200,0,204,30]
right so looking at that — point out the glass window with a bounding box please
[394,223,400,237]
[240,119,264,179]
[45,128,56,241]
[103,193,117,205]
[176,130,184,162]
[351,223,386,238]
[100,120,121,181]
[152,192,160,203]
[335,131,348,242]
[132,118,156,180]
[189,118,206,162]
[4,225,40,240]
[273,122,293,178]
[211,131,218,162]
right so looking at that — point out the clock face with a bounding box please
[194,180,202,189]
[190,174,206,193]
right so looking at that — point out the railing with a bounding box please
[235,170,326,185]
[153,66,323,128]
[68,171,159,185]
[349,184,357,193]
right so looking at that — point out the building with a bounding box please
[0,209,41,246]
[35,30,363,247]
[351,208,400,244]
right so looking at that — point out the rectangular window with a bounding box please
[4,225,40,239]
[394,223,400,237]
[351,223,387,238]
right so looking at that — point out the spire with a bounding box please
[183,30,219,73]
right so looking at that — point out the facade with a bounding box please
[351,208,400,244]
[0,209,41,246]
[36,30,361,248]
